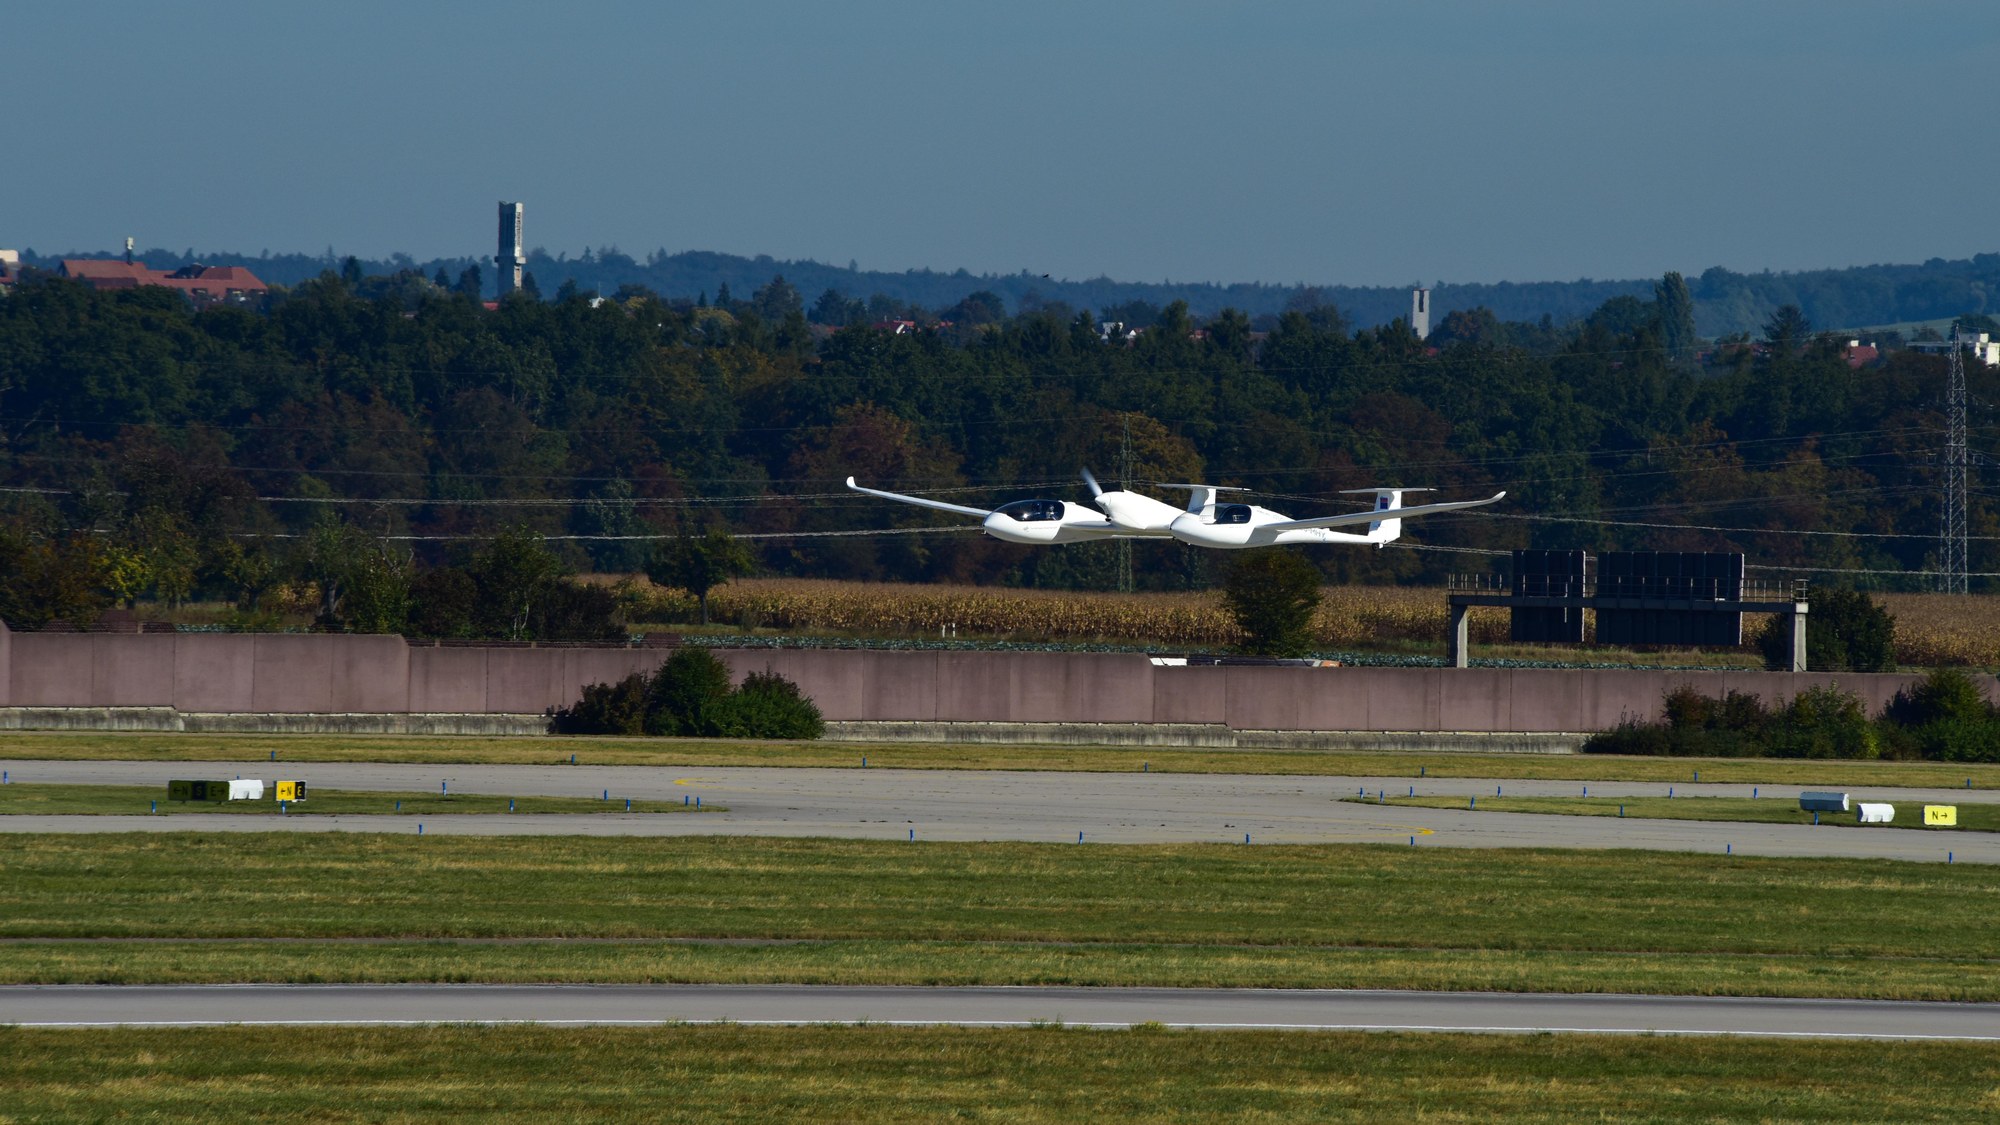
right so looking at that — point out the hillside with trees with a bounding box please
[0,263,1990,633]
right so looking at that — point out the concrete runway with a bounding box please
[0,760,1988,863]
[5,984,1999,1039]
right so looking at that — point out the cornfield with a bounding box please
[1875,594,2000,668]
[615,579,2000,667]
[625,578,1513,650]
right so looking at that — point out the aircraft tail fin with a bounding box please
[1266,489,1505,542]
[1149,482,1250,515]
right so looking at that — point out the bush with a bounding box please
[1580,718,1674,755]
[1585,687,1772,756]
[1222,550,1322,657]
[644,647,735,735]
[531,580,627,643]
[709,671,826,740]
[1910,717,2000,762]
[1883,667,1991,728]
[408,567,478,637]
[1766,684,1878,759]
[1759,588,1895,672]
[550,648,822,740]
[550,673,649,735]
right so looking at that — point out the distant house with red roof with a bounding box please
[59,259,269,308]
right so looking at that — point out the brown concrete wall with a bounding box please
[3,631,1988,733]
[408,647,488,713]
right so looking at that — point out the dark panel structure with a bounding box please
[1509,549,1587,643]
[1595,551,1745,646]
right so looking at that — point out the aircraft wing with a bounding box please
[845,477,994,518]
[1264,491,1507,531]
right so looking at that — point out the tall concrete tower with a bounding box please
[1411,288,1431,339]
[496,201,525,296]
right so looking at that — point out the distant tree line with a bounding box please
[28,243,2000,336]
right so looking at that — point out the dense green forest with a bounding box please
[26,245,2000,336]
[0,264,1991,630]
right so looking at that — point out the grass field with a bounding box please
[6,731,2000,788]
[0,784,704,816]
[5,834,1998,999]
[4,1025,1997,1122]
[1348,794,2000,831]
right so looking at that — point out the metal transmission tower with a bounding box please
[1941,325,1970,594]
[1117,414,1134,593]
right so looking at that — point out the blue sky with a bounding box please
[9,1,1997,286]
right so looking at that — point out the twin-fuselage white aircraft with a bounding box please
[845,470,1504,549]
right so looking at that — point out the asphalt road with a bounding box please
[5,984,1997,1039]
[0,760,1987,863]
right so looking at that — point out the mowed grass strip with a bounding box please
[4,1025,1998,1123]
[11,939,2000,999]
[5,835,2000,997]
[0,783,702,817]
[7,731,2000,789]
[1353,794,2000,831]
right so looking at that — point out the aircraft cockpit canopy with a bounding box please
[1212,503,1253,524]
[995,499,1066,522]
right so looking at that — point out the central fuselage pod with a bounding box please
[980,499,1124,544]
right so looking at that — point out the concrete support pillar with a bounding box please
[1447,601,1471,669]
[1788,603,1809,673]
